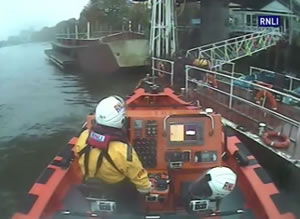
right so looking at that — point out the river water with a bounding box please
[0,43,144,218]
[2,43,300,219]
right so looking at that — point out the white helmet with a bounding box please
[207,167,237,199]
[95,96,126,129]
[190,166,237,200]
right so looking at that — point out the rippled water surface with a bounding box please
[0,43,144,218]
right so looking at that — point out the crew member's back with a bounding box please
[74,96,152,213]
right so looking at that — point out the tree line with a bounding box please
[35,0,150,41]
[1,0,151,46]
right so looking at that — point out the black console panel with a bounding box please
[133,138,157,168]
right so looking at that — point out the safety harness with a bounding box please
[78,125,132,179]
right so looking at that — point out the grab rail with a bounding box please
[184,65,300,159]
[249,66,300,91]
[151,57,174,86]
[185,65,300,125]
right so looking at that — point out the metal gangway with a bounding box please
[186,30,282,68]
[150,57,300,161]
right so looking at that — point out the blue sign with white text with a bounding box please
[258,16,280,27]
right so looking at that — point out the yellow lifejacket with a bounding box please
[74,129,151,192]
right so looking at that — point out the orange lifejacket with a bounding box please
[157,62,165,78]
[255,90,278,110]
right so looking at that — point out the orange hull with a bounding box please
[13,87,296,219]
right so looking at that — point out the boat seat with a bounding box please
[53,185,90,219]
[178,182,197,208]
[79,178,143,214]
[79,178,115,200]
[178,181,252,218]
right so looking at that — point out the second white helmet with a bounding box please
[189,166,237,200]
[95,96,125,129]
[206,166,237,199]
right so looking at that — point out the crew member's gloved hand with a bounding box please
[149,178,157,191]
[137,179,156,194]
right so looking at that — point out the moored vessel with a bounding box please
[45,31,149,74]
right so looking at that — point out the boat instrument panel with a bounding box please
[127,105,224,211]
[129,114,223,170]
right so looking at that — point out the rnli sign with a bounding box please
[258,16,280,27]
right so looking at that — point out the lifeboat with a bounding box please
[12,83,296,219]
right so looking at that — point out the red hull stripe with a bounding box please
[13,159,69,219]
[227,136,295,219]
[36,168,55,184]
[15,194,38,215]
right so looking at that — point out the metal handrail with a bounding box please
[219,66,300,95]
[249,66,300,91]
[230,25,282,33]
[185,65,300,127]
[150,56,300,110]
[222,68,297,92]
[152,57,175,86]
[188,65,300,104]
[55,30,144,40]
[149,56,300,157]
[185,65,300,156]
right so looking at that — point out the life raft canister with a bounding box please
[255,90,278,110]
[262,131,290,148]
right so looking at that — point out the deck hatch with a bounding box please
[271,193,295,215]
[253,167,272,184]
[58,145,73,159]
[224,127,236,137]
[37,167,55,184]
[16,193,38,214]
[236,143,251,157]
[248,159,258,166]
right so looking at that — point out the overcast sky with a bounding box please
[0,0,89,40]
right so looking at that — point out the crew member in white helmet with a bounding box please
[75,95,152,213]
[189,166,237,200]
